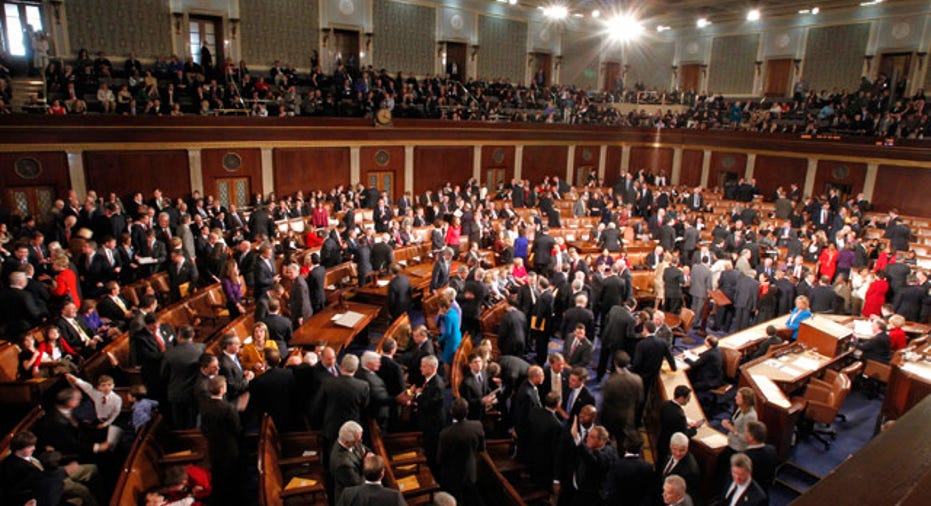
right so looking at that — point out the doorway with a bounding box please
[576,166,595,186]
[215,177,250,209]
[529,52,552,87]
[679,64,702,92]
[0,1,44,74]
[718,171,740,191]
[189,15,222,69]
[4,185,55,224]
[333,29,360,72]
[604,62,621,93]
[445,42,467,82]
[485,168,506,189]
[368,170,395,201]
[764,59,793,98]
[878,52,912,101]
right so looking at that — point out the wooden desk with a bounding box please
[743,349,832,385]
[354,261,464,304]
[291,302,380,350]
[797,317,853,358]
[882,347,931,420]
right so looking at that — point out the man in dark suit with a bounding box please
[253,244,279,305]
[386,264,412,322]
[663,258,686,314]
[413,355,446,472]
[167,249,199,302]
[263,298,293,353]
[306,253,327,313]
[57,301,101,358]
[0,271,46,339]
[138,229,168,276]
[336,454,406,506]
[532,227,556,275]
[561,367,596,423]
[600,351,643,449]
[459,352,496,420]
[657,386,703,467]
[743,421,777,494]
[721,453,768,506]
[883,218,911,252]
[200,376,242,505]
[97,280,133,329]
[774,269,796,316]
[563,323,594,368]
[599,223,623,252]
[527,391,565,490]
[513,365,544,463]
[856,320,892,364]
[248,348,297,431]
[599,298,637,378]
[356,351,392,432]
[328,420,368,504]
[437,398,486,506]
[684,336,724,393]
[160,325,204,429]
[885,261,912,300]
[247,205,274,240]
[217,332,254,405]
[0,431,66,506]
[631,321,677,409]
[79,240,112,298]
[314,354,371,450]
[748,325,784,361]
[371,234,394,273]
[404,325,436,387]
[606,437,654,506]
[284,263,312,328]
[430,247,453,291]
[895,275,925,322]
[497,302,527,357]
[134,312,174,399]
[561,293,595,341]
[809,276,836,313]
[566,423,618,506]
[598,265,627,314]
[657,432,702,504]
[531,278,556,365]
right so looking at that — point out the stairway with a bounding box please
[9,77,46,112]
[772,460,822,501]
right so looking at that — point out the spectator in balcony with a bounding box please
[93,51,112,80]
[116,84,134,115]
[45,60,64,94]
[97,83,115,114]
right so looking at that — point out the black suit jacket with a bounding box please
[430,259,450,291]
[631,335,676,386]
[562,385,595,420]
[512,380,541,436]
[601,370,644,444]
[607,454,654,506]
[200,397,241,466]
[527,407,564,487]
[745,444,777,492]
[437,419,485,489]
[37,409,95,460]
[218,351,249,401]
[248,367,296,431]
[387,274,412,321]
[307,265,327,312]
[377,355,405,397]
[563,336,594,368]
[288,276,313,327]
[0,287,44,338]
[602,304,637,355]
[497,307,527,357]
[459,371,492,420]
[659,452,702,503]
[0,453,65,506]
[809,285,836,313]
[723,478,768,506]
[574,443,619,503]
[371,242,393,272]
[531,233,555,268]
[355,368,391,426]
[313,374,371,442]
[57,317,96,355]
[657,401,697,463]
[685,347,724,391]
[599,275,626,313]
[264,313,293,349]
[335,483,405,506]
[415,374,446,433]
[167,259,199,301]
[404,340,435,388]
[161,341,205,403]
[561,306,595,341]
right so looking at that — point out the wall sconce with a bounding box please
[365,33,373,51]
[49,0,63,24]
[471,45,479,62]
[755,60,762,75]
[793,59,802,74]
[864,54,874,73]
[172,11,184,35]
[554,55,562,70]
[671,65,678,79]
[437,41,446,57]
[229,18,240,40]
[322,29,331,47]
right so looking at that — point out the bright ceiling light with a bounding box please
[860,0,882,5]
[606,14,644,43]
[697,17,710,28]
[812,6,820,14]
[508,0,517,4]
[542,5,569,20]
[656,25,671,32]
[747,9,761,21]
[591,10,600,18]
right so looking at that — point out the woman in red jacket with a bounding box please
[817,242,839,281]
[50,255,80,310]
[862,270,889,318]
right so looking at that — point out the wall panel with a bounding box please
[360,146,405,201]
[0,152,70,202]
[604,146,624,182]
[67,0,170,58]
[873,165,931,215]
[708,33,759,94]
[477,16,527,83]
[480,145,515,186]
[804,23,870,92]
[680,149,704,187]
[708,152,748,190]
[625,42,675,91]
[201,148,263,200]
[629,146,673,176]
[521,146,567,183]
[373,0,435,75]
[240,0,317,67]
[814,160,866,200]
[573,146,601,185]
[413,146,472,195]
[753,155,808,200]
[84,150,190,201]
[561,30,599,90]
[273,148,350,197]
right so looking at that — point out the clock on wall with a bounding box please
[375,108,393,127]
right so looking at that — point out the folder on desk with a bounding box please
[333,311,366,328]
[285,477,318,490]
[396,475,420,491]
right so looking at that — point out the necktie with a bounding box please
[114,296,128,314]
[154,327,166,352]
[570,338,579,358]
[107,249,114,266]
[664,457,675,475]
[71,319,91,344]
[30,457,44,471]
[330,366,337,377]
[567,388,577,412]
[36,247,43,261]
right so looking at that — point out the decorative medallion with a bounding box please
[492,148,505,164]
[14,157,42,179]
[450,13,464,31]
[222,152,242,172]
[775,33,791,49]
[831,164,850,180]
[582,148,593,162]
[891,22,911,41]
[338,0,355,16]
[686,42,699,55]
[375,150,390,166]
[722,155,736,169]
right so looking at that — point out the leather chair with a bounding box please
[859,359,892,399]
[792,370,852,450]
[669,308,697,351]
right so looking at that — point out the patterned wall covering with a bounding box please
[373,0,435,75]
[708,33,759,94]
[804,23,870,92]
[528,19,559,54]
[240,0,317,67]
[66,0,171,57]
[477,15,527,83]
[560,30,598,89]
[625,42,675,90]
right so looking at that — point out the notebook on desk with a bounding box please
[285,477,318,490]
[333,311,366,328]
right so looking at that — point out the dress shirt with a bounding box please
[726,481,750,506]
[73,376,122,425]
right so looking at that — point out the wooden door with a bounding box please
[679,64,702,92]
[530,52,552,86]
[879,52,912,99]
[446,42,467,82]
[216,177,250,209]
[189,16,223,68]
[604,62,621,93]
[576,166,595,186]
[333,29,360,70]
[4,185,55,224]
[368,171,395,201]
[485,168,506,188]
[764,59,793,97]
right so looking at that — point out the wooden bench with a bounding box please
[479,301,509,350]
[324,262,358,304]
[368,420,440,505]
[258,414,327,506]
[0,340,57,405]
[376,313,411,354]
[206,312,256,355]
[484,439,550,504]
[109,415,207,506]
[0,405,44,460]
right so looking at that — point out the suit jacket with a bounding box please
[574,443,619,503]
[161,341,205,403]
[0,287,44,338]
[601,304,637,355]
[685,347,724,391]
[601,370,643,444]
[527,407,564,487]
[531,233,555,267]
[264,313,293,349]
[253,256,276,297]
[248,367,296,431]
[657,401,697,463]
[371,242,393,272]
[606,454,654,506]
[97,295,132,326]
[599,275,626,312]
[329,440,367,504]
[168,259,199,301]
[430,259,450,290]
[659,453,702,503]
[415,374,446,433]
[80,252,112,297]
[0,453,65,506]
[745,444,777,492]
[563,385,596,421]
[809,285,836,313]
[288,275,313,327]
[722,479,768,506]
[437,419,485,489]
[387,274,413,320]
[313,374,371,442]
[631,335,676,387]
[497,307,527,357]
[377,355,405,398]
[335,483,406,506]
[219,351,249,401]
[563,335,594,368]
[459,370,493,420]
[307,265,327,312]
[512,379,542,437]
[689,263,714,299]
[37,409,95,460]
[894,285,925,322]
[355,367,391,426]
[57,316,95,354]
[599,228,622,252]
[561,306,595,341]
